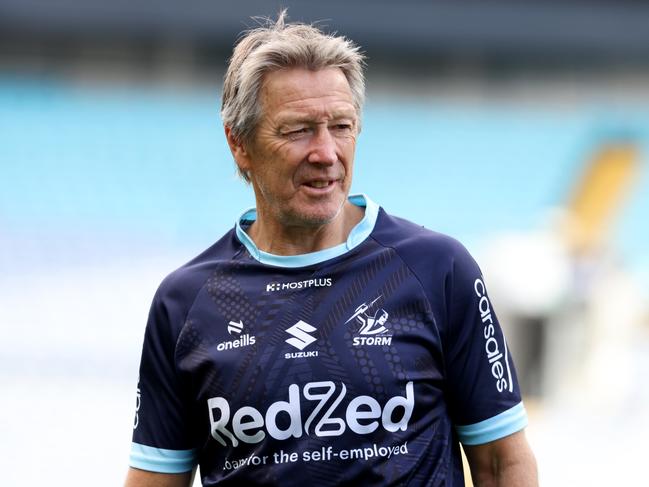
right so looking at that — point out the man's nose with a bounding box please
[307,127,337,165]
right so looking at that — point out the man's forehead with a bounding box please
[274,103,357,124]
[260,67,355,118]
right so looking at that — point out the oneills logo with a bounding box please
[217,320,256,352]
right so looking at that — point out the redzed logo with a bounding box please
[207,381,414,448]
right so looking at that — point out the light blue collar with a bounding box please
[235,194,379,268]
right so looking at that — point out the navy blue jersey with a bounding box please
[129,195,527,486]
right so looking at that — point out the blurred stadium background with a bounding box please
[1,1,648,485]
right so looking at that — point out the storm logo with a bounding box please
[346,296,392,346]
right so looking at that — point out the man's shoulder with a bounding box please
[155,228,241,305]
[372,208,472,265]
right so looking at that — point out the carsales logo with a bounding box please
[474,278,513,393]
[207,381,414,448]
[133,382,141,430]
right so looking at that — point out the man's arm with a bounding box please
[463,430,538,487]
[124,467,195,487]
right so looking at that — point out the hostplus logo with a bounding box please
[216,320,256,352]
[346,296,393,346]
[266,277,332,293]
[284,320,318,359]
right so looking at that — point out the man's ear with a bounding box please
[224,126,252,174]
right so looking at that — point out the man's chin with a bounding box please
[281,202,345,228]
[282,212,337,228]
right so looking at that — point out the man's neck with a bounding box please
[247,202,365,256]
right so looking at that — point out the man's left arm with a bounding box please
[463,430,538,487]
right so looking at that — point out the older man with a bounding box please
[125,13,537,487]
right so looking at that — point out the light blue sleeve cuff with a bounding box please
[455,402,528,445]
[129,442,198,473]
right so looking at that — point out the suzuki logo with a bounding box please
[285,320,317,350]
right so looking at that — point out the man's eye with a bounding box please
[284,128,309,138]
[332,124,353,132]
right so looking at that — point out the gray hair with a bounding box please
[221,10,366,181]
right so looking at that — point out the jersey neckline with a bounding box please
[235,194,379,268]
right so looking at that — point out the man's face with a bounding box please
[235,67,359,229]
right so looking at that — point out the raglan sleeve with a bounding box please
[443,243,528,446]
[129,281,198,473]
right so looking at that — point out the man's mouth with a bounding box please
[306,180,333,189]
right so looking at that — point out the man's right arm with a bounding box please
[128,278,200,484]
[124,467,194,487]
